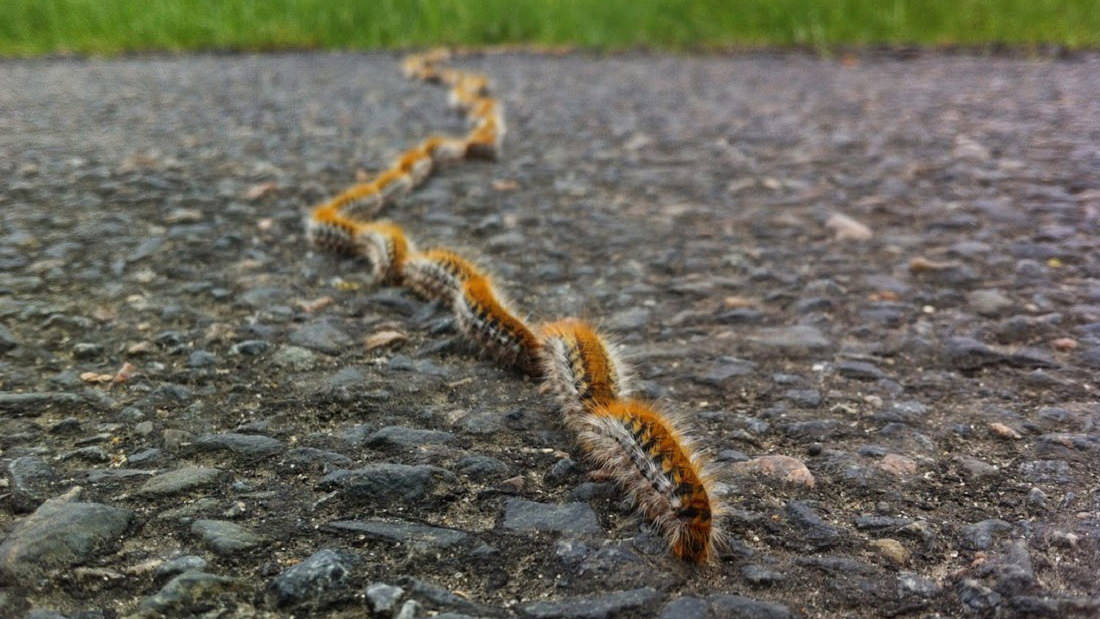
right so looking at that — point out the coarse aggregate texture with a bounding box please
[1,51,1100,617]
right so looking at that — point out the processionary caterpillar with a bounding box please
[579,399,723,564]
[306,49,723,563]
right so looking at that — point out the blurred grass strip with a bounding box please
[1,0,1097,56]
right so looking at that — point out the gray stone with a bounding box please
[270,345,319,371]
[186,350,217,368]
[364,425,455,449]
[1080,346,1100,369]
[945,337,1004,370]
[229,339,271,355]
[960,519,1012,550]
[395,599,422,619]
[968,289,1014,316]
[126,448,164,466]
[740,563,786,586]
[0,490,133,581]
[285,447,353,469]
[190,519,265,556]
[572,545,651,589]
[267,548,359,608]
[708,594,792,619]
[785,501,841,549]
[456,410,504,435]
[0,324,17,352]
[521,587,660,618]
[957,456,999,479]
[156,555,208,579]
[325,519,468,549]
[697,357,757,386]
[128,236,164,262]
[238,287,288,308]
[570,482,616,501]
[193,432,285,458]
[782,388,822,408]
[457,454,509,479]
[397,576,501,616]
[748,325,831,355]
[84,468,156,485]
[6,455,58,513]
[502,498,601,535]
[853,516,913,532]
[545,458,578,486]
[317,463,456,503]
[289,321,351,354]
[138,570,240,615]
[607,307,650,332]
[72,342,104,359]
[958,578,1002,612]
[337,424,375,445]
[835,360,887,380]
[715,308,763,324]
[897,571,941,597]
[660,596,707,619]
[874,400,928,423]
[365,582,405,614]
[138,467,224,496]
[156,497,220,522]
[991,540,1034,594]
[1006,347,1058,369]
[1019,460,1072,484]
[62,446,111,463]
[0,392,84,416]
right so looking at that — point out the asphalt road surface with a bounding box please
[1,51,1098,617]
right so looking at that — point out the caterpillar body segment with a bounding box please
[578,399,723,564]
[435,68,464,87]
[429,138,469,164]
[455,276,541,376]
[402,248,484,304]
[307,203,363,255]
[373,168,413,202]
[355,221,411,284]
[307,219,360,256]
[447,75,490,109]
[418,135,465,165]
[538,320,628,428]
[395,148,434,186]
[465,117,504,160]
[401,48,450,80]
[330,183,384,221]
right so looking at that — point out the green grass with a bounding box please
[0,0,1097,56]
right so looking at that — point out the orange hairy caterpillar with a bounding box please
[455,276,541,375]
[305,49,730,567]
[538,320,628,427]
[578,399,723,564]
[402,248,484,303]
[465,117,504,160]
